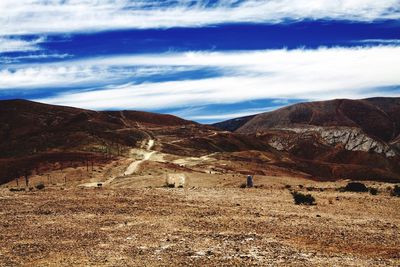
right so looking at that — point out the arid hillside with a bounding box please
[1,98,400,184]
[0,100,195,184]
[213,98,400,182]
[216,98,400,141]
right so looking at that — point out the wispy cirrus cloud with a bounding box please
[1,0,399,35]
[0,36,46,53]
[356,39,400,44]
[0,53,71,64]
[0,64,204,89]
[16,46,398,111]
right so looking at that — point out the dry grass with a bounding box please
[0,180,399,266]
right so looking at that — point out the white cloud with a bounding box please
[0,65,197,89]
[0,0,399,35]
[186,108,280,121]
[356,39,400,44]
[0,53,71,64]
[0,36,45,53]
[22,46,400,111]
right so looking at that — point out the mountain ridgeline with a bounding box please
[213,97,400,181]
[0,98,399,184]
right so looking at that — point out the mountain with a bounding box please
[0,99,195,183]
[213,97,400,181]
[214,98,399,138]
[235,98,400,141]
[212,115,256,132]
[0,99,277,184]
[1,98,399,185]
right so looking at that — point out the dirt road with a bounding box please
[124,139,156,176]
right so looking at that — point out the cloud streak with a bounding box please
[19,46,399,111]
[0,37,45,53]
[1,0,399,35]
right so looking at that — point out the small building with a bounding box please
[165,173,186,188]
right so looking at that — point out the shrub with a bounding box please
[35,182,45,190]
[391,185,400,197]
[239,183,247,188]
[343,182,368,192]
[284,184,291,189]
[369,187,378,195]
[291,191,316,205]
[163,183,175,188]
[9,188,25,192]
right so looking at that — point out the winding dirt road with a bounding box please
[79,139,156,187]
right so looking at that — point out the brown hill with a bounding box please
[213,98,400,182]
[0,99,195,183]
[0,99,195,156]
[1,98,399,185]
[231,98,400,142]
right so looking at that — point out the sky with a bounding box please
[1,0,400,123]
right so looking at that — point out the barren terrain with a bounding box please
[1,98,400,266]
[1,169,399,266]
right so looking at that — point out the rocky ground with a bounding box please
[0,177,399,266]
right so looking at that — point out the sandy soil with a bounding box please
[0,178,399,266]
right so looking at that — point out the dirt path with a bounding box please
[124,150,156,176]
[78,139,156,187]
[119,110,130,127]
[123,138,156,176]
[172,153,217,167]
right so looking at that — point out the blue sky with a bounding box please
[1,1,400,123]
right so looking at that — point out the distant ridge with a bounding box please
[1,98,399,184]
[214,97,400,143]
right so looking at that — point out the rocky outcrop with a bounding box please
[231,98,400,143]
[266,126,397,158]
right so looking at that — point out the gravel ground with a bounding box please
[0,184,399,266]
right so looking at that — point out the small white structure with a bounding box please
[165,173,186,188]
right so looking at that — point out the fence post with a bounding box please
[247,175,253,188]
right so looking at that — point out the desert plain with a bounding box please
[0,158,399,267]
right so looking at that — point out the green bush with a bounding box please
[291,191,316,205]
[35,182,45,190]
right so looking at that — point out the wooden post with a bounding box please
[24,171,29,187]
